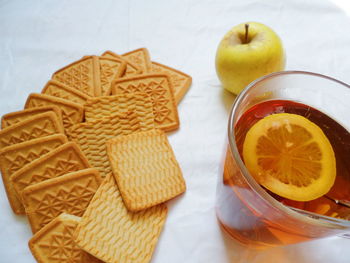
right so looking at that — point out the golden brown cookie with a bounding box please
[102,50,142,76]
[84,93,155,129]
[29,213,102,263]
[0,134,67,214]
[107,129,186,211]
[42,80,91,105]
[111,74,179,132]
[25,93,84,130]
[22,168,102,233]
[0,112,64,149]
[122,48,152,73]
[1,106,63,129]
[73,174,167,263]
[67,111,148,177]
[52,56,102,97]
[11,142,91,202]
[151,61,192,104]
[99,56,127,95]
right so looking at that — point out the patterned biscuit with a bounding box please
[74,174,167,263]
[122,48,152,73]
[84,93,155,129]
[29,213,102,263]
[99,57,127,95]
[0,134,68,214]
[22,168,102,233]
[42,80,91,105]
[1,106,63,129]
[151,61,192,104]
[25,93,84,130]
[107,129,186,211]
[11,142,91,202]
[52,56,102,97]
[67,111,148,177]
[111,74,179,132]
[0,112,64,149]
[102,51,142,76]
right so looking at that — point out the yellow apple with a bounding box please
[215,22,286,94]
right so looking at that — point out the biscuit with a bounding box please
[0,112,64,149]
[0,134,68,214]
[25,93,84,130]
[29,213,102,263]
[22,168,102,233]
[107,129,186,211]
[42,80,91,105]
[111,74,179,132]
[122,48,152,73]
[99,57,127,95]
[1,106,63,129]
[151,61,192,104]
[52,56,102,97]
[73,174,167,263]
[84,93,155,129]
[67,111,148,177]
[11,142,91,202]
[102,51,142,76]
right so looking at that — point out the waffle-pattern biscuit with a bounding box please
[52,56,102,97]
[1,106,62,129]
[84,93,155,128]
[99,57,127,95]
[67,111,148,177]
[102,51,142,76]
[23,168,102,233]
[111,74,179,132]
[151,61,192,104]
[122,48,152,73]
[29,213,102,263]
[42,80,91,105]
[25,93,84,130]
[0,112,64,149]
[11,142,91,202]
[74,174,167,263]
[0,134,67,214]
[107,129,186,211]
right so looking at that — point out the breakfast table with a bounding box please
[1,0,350,262]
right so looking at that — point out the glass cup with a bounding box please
[216,71,350,248]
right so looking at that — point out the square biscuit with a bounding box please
[99,56,127,95]
[52,56,101,97]
[0,134,68,214]
[25,93,84,130]
[111,74,179,132]
[42,80,91,105]
[0,111,64,149]
[1,106,63,129]
[29,213,102,263]
[11,142,91,203]
[122,48,152,73]
[107,129,186,211]
[102,50,142,76]
[67,111,149,177]
[151,61,192,104]
[84,93,155,129]
[73,174,167,263]
[22,168,102,233]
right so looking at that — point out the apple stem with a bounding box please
[244,23,249,44]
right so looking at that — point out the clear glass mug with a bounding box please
[216,71,350,248]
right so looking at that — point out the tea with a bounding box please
[217,99,350,248]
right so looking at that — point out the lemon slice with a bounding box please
[243,113,336,201]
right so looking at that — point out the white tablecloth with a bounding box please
[1,0,350,262]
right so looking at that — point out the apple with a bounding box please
[215,22,286,94]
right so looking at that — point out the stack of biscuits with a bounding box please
[0,48,191,263]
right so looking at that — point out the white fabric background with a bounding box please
[1,0,350,262]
